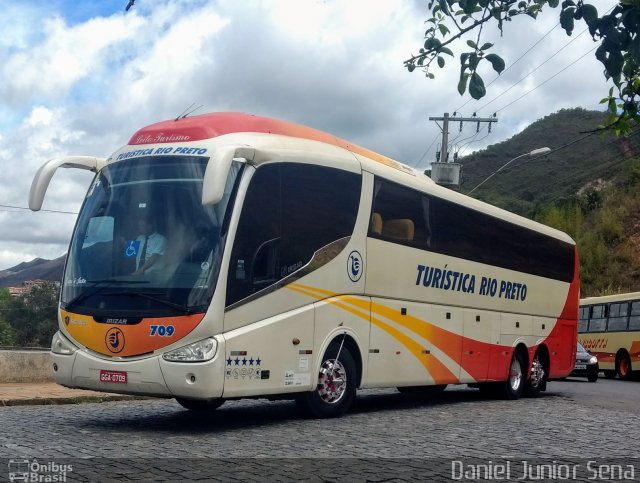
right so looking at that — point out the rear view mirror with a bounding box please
[29,156,106,211]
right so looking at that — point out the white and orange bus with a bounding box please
[579,292,640,380]
[29,112,579,417]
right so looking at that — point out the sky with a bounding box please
[0,0,618,271]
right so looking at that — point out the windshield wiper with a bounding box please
[125,291,196,314]
[64,279,149,308]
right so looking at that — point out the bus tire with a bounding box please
[616,352,633,380]
[524,351,546,398]
[502,349,525,400]
[299,342,357,418]
[176,398,224,411]
[603,370,616,379]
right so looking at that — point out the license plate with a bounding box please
[574,364,586,370]
[99,370,128,383]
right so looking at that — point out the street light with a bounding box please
[467,147,552,195]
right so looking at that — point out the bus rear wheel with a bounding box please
[176,398,224,411]
[299,342,356,418]
[616,352,633,380]
[524,351,546,398]
[502,350,525,400]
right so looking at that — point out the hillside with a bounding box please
[0,256,65,288]
[458,108,638,215]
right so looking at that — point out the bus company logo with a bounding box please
[347,250,363,282]
[105,327,125,353]
[134,133,192,144]
[8,459,73,482]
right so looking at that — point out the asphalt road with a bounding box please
[1,379,639,482]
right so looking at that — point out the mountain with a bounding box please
[0,256,66,288]
[457,108,638,216]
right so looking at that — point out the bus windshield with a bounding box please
[61,155,242,317]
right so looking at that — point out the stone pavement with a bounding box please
[0,382,143,406]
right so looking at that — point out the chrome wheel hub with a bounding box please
[509,357,522,392]
[530,356,545,388]
[317,359,347,404]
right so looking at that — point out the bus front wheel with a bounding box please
[616,352,633,380]
[299,342,357,418]
[502,350,525,400]
[176,398,224,411]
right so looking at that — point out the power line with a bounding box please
[0,204,78,215]
[455,22,561,114]
[494,45,598,114]
[476,26,589,113]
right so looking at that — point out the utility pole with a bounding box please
[428,112,498,187]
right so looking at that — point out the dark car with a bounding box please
[571,342,599,382]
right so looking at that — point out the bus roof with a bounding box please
[128,112,417,177]
[581,292,640,305]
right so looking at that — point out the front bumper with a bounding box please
[51,333,225,399]
[570,363,599,378]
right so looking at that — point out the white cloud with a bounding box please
[0,0,618,270]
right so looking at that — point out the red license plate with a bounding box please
[99,370,128,384]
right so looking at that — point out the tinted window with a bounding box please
[61,156,240,317]
[592,305,606,319]
[227,163,361,306]
[629,301,640,330]
[607,302,629,331]
[588,318,607,332]
[369,178,575,282]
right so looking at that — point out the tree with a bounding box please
[405,0,640,134]
[0,289,17,346]
[7,283,59,347]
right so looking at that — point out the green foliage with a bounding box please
[405,0,640,134]
[0,289,17,346]
[534,180,640,296]
[5,283,60,347]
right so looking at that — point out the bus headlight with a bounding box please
[51,331,78,355]
[162,338,218,362]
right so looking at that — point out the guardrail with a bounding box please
[0,349,53,383]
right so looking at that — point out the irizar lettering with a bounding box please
[416,265,527,301]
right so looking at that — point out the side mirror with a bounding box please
[29,156,106,211]
[202,146,255,206]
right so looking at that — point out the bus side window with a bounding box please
[629,301,640,331]
[588,304,607,332]
[369,178,431,248]
[226,163,360,307]
[607,302,629,331]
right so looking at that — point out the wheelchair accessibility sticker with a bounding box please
[124,240,141,257]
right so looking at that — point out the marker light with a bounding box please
[51,331,78,355]
[162,338,218,362]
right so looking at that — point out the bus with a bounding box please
[579,292,640,380]
[29,112,579,417]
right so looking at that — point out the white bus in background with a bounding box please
[29,112,579,417]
